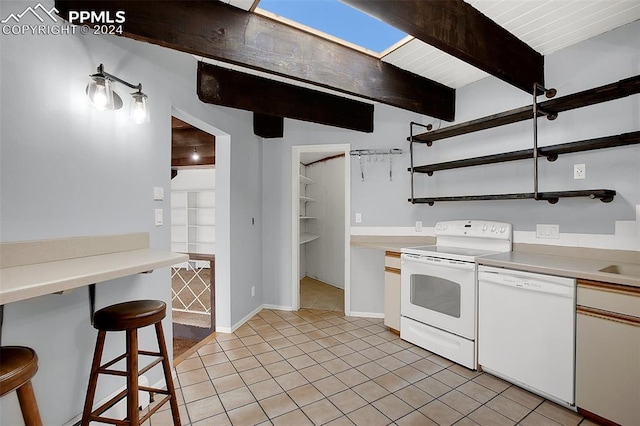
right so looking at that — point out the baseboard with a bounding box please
[262,304,293,311]
[349,311,384,319]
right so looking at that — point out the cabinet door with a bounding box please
[576,309,640,426]
[384,267,401,332]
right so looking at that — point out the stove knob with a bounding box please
[491,226,496,232]
[436,224,441,231]
[482,225,487,231]
[500,226,506,233]
[443,224,448,230]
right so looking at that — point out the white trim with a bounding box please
[262,304,293,311]
[292,144,351,315]
[221,304,265,334]
[349,311,384,319]
[171,106,232,331]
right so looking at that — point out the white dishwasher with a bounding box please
[477,265,576,408]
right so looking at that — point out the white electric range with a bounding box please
[400,220,512,369]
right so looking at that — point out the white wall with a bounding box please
[0,0,261,422]
[305,157,346,288]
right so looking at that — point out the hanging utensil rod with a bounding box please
[350,148,403,181]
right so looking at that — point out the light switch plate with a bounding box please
[154,209,163,226]
[355,213,362,223]
[153,187,164,201]
[415,221,423,231]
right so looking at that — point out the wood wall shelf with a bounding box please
[412,131,640,175]
[409,75,640,144]
[410,189,616,205]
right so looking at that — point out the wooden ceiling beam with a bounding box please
[197,63,374,133]
[342,0,545,94]
[253,114,284,139]
[55,0,455,120]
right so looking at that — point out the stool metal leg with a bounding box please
[126,329,140,425]
[155,322,181,426]
[16,380,43,426]
[82,330,106,426]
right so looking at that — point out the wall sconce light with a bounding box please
[86,64,149,124]
[192,148,200,161]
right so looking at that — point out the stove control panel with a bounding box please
[434,220,512,240]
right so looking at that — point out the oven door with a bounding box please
[401,253,476,339]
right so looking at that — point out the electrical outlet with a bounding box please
[251,286,255,297]
[536,224,559,239]
[574,164,586,179]
[355,213,362,223]
[153,187,164,201]
[415,221,423,231]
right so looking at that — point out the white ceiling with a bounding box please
[225,0,640,90]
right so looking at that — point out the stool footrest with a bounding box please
[139,394,172,425]
[100,353,127,371]
[89,389,128,424]
[138,357,163,376]
[98,353,164,377]
[89,387,173,426]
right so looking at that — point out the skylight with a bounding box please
[257,0,407,54]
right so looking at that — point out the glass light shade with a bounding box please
[192,149,200,160]
[130,92,149,124]
[86,75,116,111]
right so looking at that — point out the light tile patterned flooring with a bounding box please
[300,277,344,312]
[149,309,596,426]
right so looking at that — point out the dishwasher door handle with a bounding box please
[478,271,574,298]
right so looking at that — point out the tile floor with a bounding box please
[147,308,596,426]
[300,277,345,312]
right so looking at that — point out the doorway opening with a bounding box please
[170,116,216,361]
[292,144,351,315]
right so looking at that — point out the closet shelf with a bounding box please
[299,175,315,185]
[411,131,640,175]
[300,233,320,244]
[408,76,640,144]
[299,216,317,220]
[410,189,616,205]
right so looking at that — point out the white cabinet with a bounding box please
[576,279,640,426]
[299,171,319,245]
[171,190,215,254]
[384,251,401,332]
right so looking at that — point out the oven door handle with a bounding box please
[402,254,475,270]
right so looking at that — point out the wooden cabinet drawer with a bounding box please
[577,279,640,318]
[384,251,401,269]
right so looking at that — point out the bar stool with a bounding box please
[82,300,181,425]
[0,346,43,426]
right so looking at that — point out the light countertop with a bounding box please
[0,233,189,305]
[478,251,640,288]
[351,236,435,252]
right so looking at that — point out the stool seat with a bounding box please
[0,346,38,396]
[0,346,42,426]
[93,300,166,331]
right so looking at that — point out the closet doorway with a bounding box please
[292,144,351,314]
[170,116,216,361]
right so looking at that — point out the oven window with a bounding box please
[410,274,461,318]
